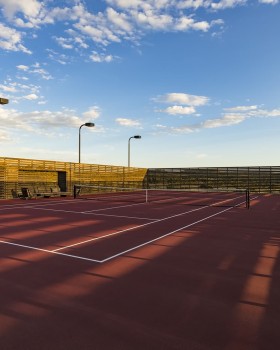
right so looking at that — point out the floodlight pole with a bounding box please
[128,135,141,167]
[79,122,95,163]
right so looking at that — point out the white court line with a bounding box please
[0,198,248,263]
[0,240,102,263]
[0,203,36,211]
[23,206,156,221]
[0,202,232,263]
[0,198,155,220]
[82,212,155,220]
[52,223,154,252]
[53,205,217,252]
[99,205,238,263]
[83,201,147,213]
[30,200,149,214]
[0,198,77,211]
[54,196,245,251]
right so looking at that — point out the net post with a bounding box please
[74,185,77,199]
[145,189,148,203]
[246,189,250,209]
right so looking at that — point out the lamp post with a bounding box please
[128,135,141,167]
[79,122,95,163]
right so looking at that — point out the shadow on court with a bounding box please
[0,195,280,350]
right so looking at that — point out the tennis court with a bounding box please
[1,191,280,349]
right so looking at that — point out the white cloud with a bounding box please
[223,105,280,118]
[249,108,280,118]
[175,16,212,32]
[0,79,45,104]
[0,23,31,54]
[211,19,224,26]
[174,16,194,30]
[23,93,39,100]
[42,6,72,25]
[0,129,11,142]
[54,37,74,50]
[17,76,29,81]
[0,0,42,18]
[46,49,69,65]
[0,0,229,57]
[74,37,89,49]
[106,0,144,8]
[224,105,258,112]
[106,7,132,32]
[30,63,53,80]
[73,6,125,47]
[115,118,141,127]
[259,0,279,3]
[158,92,209,106]
[202,113,246,128]
[211,0,246,10]
[0,84,17,93]
[0,107,89,135]
[82,106,101,120]
[0,0,273,62]
[90,51,115,63]
[192,20,210,31]
[177,0,210,9]
[156,105,280,134]
[132,10,173,30]
[170,125,197,133]
[163,105,196,115]
[16,65,29,71]
[17,63,53,81]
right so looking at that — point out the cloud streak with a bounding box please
[0,105,103,143]
[155,92,209,116]
[156,105,280,134]
[0,23,31,53]
[115,118,141,127]
[0,0,225,57]
[0,0,275,61]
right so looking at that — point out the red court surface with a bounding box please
[0,194,280,349]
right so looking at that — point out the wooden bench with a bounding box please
[50,185,71,197]
[11,189,25,199]
[20,185,72,199]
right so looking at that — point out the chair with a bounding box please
[21,187,35,199]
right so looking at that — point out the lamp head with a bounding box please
[85,122,95,127]
[0,97,9,105]
[133,135,141,139]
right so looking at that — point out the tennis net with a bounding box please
[73,184,250,209]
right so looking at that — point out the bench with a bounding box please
[50,185,71,197]
[20,185,72,199]
[11,189,25,199]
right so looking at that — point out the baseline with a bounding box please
[0,239,102,263]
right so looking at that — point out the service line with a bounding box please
[53,204,224,252]
[100,205,237,263]
[0,197,251,264]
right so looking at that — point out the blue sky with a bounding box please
[0,0,280,168]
